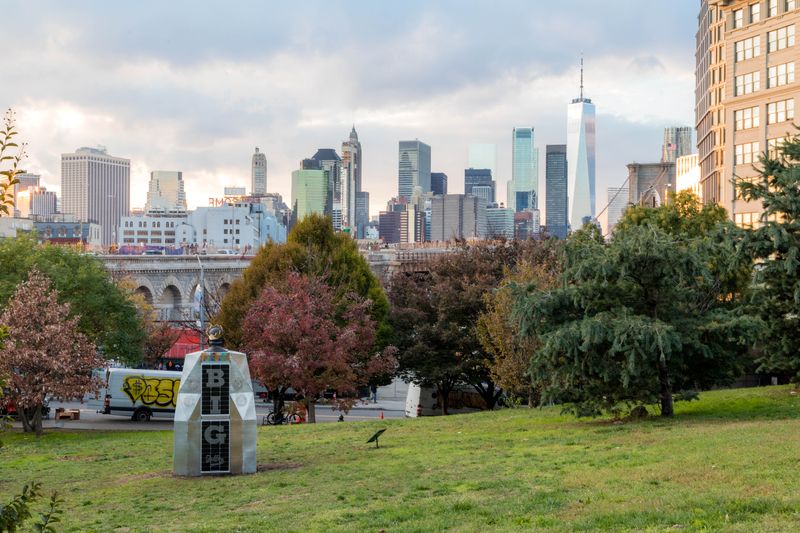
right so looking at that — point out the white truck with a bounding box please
[404,383,486,417]
[94,368,182,422]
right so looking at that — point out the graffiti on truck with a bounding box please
[122,376,181,408]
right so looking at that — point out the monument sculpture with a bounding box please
[174,325,257,475]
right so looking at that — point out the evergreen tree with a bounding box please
[738,132,800,381]
[513,220,760,418]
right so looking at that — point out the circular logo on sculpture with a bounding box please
[236,395,248,406]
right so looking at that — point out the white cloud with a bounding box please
[2,1,698,219]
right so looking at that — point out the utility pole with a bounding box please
[195,254,206,349]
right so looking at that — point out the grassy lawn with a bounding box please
[2,386,800,532]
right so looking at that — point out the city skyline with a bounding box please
[2,2,697,218]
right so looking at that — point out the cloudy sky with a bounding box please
[3,1,699,217]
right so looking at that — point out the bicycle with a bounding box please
[264,410,301,425]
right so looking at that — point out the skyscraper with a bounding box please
[431,172,448,196]
[15,187,57,218]
[662,127,693,163]
[311,148,342,228]
[471,186,494,206]
[251,148,267,195]
[545,144,568,239]
[430,194,487,241]
[486,206,514,239]
[9,173,40,217]
[567,60,596,230]
[61,146,130,246]
[510,128,539,211]
[145,171,187,214]
[355,191,369,239]
[291,160,327,224]
[464,168,494,202]
[341,126,362,233]
[398,140,431,201]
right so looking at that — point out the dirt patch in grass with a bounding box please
[257,462,302,472]
[55,454,104,462]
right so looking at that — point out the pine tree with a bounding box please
[738,132,800,381]
[513,218,760,418]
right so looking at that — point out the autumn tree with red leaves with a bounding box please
[0,269,103,436]
[243,272,396,423]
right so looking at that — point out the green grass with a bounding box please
[2,386,800,532]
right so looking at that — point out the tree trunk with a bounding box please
[19,406,34,433]
[272,389,285,417]
[33,404,43,437]
[528,387,534,408]
[657,357,674,417]
[306,400,316,423]
[437,383,450,415]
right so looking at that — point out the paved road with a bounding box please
[12,399,406,431]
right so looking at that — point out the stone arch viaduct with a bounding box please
[101,247,453,322]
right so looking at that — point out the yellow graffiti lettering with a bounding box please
[122,376,180,408]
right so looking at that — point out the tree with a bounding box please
[0,482,63,533]
[0,233,146,365]
[513,222,761,418]
[616,190,728,238]
[738,132,800,381]
[477,244,562,406]
[218,213,390,350]
[0,109,25,216]
[389,241,543,413]
[242,272,396,423]
[124,280,180,368]
[0,269,103,436]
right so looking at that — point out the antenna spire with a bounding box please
[580,54,584,100]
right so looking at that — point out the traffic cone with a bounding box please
[379,410,384,420]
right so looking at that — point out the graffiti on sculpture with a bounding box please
[122,376,181,407]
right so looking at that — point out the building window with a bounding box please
[735,106,760,130]
[770,0,779,16]
[734,212,759,228]
[767,98,795,123]
[735,141,760,165]
[751,2,761,22]
[735,71,761,95]
[735,36,761,61]
[768,136,791,157]
[734,8,744,28]
[768,62,795,87]
[789,1,797,11]
[768,25,795,51]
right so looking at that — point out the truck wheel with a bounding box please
[132,408,151,422]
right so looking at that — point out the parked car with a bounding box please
[1,394,51,419]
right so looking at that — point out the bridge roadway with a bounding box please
[100,246,453,321]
